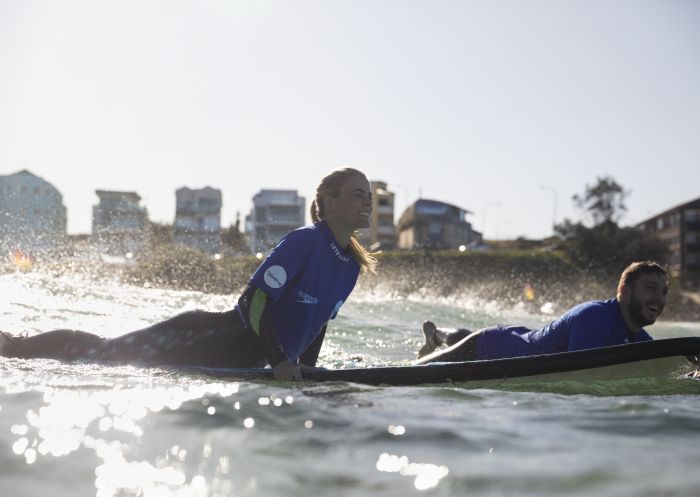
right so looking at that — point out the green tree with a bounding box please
[149,222,173,247]
[221,212,250,255]
[555,176,668,273]
[573,175,628,226]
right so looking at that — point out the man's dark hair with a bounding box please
[617,261,667,298]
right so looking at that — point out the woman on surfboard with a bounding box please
[0,168,376,380]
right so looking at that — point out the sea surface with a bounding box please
[1,270,700,497]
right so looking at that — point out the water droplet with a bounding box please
[25,448,37,465]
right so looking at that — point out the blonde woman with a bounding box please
[1,168,376,380]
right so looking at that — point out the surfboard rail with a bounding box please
[192,337,700,386]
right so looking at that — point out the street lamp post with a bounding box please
[481,202,502,240]
[496,220,512,240]
[395,183,410,214]
[539,185,558,232]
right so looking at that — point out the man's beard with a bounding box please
[627,293,659,328]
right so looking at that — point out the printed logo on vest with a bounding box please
[330,242,350,263]
[297,290,319,305]
[330,299,344,319]
[263,265,287,289]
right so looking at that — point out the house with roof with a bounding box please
[396,198,481,250]
[0,170,67,254]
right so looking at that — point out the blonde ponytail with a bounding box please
[348,233,377,273]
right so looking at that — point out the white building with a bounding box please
[246,189,305,253]
[0,170,67,254]
[92,190,149,256]
[174,187,222,254]
[358,181,396,250]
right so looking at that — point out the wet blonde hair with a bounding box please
[310,167,378,273]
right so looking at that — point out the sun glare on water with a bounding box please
[6,377,245,496]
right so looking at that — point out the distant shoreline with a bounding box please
[3,248,699,322]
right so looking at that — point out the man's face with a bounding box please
[624,272,669,328]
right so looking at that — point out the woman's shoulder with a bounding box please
[284,223,324,242]
[275,223,324,252]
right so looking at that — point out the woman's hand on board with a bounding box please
[273,360,303,381]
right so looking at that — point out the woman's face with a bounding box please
[324,174,373,230]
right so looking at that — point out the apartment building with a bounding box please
[174,187,222,254]
[92,190,149,255]
[246,189,305,253]
[358,181,396,250]
[638,197,700,288]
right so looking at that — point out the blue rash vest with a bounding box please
[248,221,360,362]
[476,299,653,360]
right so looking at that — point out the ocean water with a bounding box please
[1,270,700,497]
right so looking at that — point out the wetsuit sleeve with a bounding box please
[249,229,315,302]
[298,325,327,367]
[237,284,289,366]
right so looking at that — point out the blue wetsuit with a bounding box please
[243,220,360,362]
[476,299,652,360]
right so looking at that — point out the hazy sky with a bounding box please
[2,0,699,239]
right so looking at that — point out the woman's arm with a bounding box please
[238,284,288,367]
[299,325,327,367]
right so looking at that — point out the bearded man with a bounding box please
[416,261,669,364]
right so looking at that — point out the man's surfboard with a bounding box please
[191,337,700,387]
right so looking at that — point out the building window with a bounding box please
[685,209,700,222]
